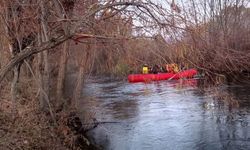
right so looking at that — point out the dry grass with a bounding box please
[0,80,96,150]
[0,84,64,149]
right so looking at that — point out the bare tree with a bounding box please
[0,0,184,111]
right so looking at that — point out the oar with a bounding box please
[167,72,180,81]
[167,67,184,81]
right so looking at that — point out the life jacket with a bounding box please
[166,64,179,73]
[166,64,173,73]
[142,66,149,74]
[173,64,179,73]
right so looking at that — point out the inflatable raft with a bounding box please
[128,69,198,83]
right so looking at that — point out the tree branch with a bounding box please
[0,35,72,85]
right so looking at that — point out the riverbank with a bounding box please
[0,84,98,150]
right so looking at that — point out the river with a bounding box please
[78,77,250,150]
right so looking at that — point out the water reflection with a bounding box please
[80,78,250,150]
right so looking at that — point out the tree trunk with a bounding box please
[73,43,91,107]
[56,41,69,102]
[53,0,71,106]
[9,41,21,118]
[40,0,50,111]
[42,50,50,100]
[73,56,87,107]
[10,64,20,117]
[36,32,46,110]
[37,53,46,109]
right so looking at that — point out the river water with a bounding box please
[79,77,250,150]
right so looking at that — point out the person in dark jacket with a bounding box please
[151,64,161,74]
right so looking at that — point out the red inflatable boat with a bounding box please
[128,69,198,83]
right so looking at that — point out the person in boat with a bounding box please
[150,64,161,74]
[161,65,167,72]
[142,64,149,74]
[165,64,172,73]
[173,63,179,73]
[165,63,179,73]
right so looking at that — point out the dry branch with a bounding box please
[0,35,72,85]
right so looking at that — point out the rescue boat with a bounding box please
[128,69,198,83]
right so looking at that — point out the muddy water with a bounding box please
[79,78,250,150]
